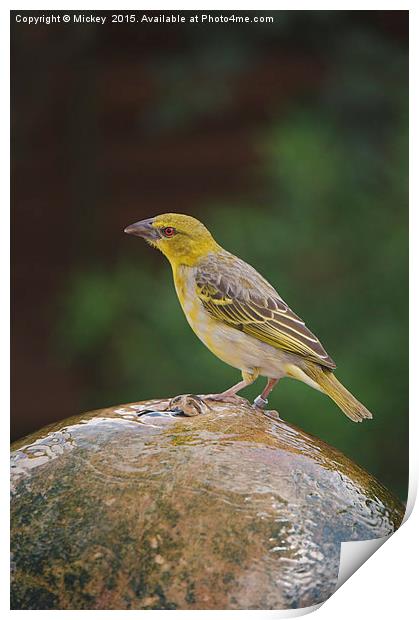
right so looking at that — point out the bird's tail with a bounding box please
[304,364,373,423]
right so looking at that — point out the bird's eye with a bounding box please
[162,227,176,238]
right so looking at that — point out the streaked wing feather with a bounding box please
[195,252,336,369]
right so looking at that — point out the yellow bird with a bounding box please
[124,213,372,422]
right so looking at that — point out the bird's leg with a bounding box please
[204,370,258,404]
[253,378,279,409]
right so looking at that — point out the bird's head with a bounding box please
[124,213,220,266]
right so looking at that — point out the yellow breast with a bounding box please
[172,264,253,369]
[173,265,210,341]
[171,264,291,378]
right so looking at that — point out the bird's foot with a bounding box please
[202,393,249,405]
[253,395,269,410]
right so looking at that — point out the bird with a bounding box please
[124,213,373,422]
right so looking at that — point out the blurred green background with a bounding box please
[12,11,408,500]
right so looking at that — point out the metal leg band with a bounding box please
[253,395,268,409]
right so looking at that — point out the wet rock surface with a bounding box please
[11,397,404,610]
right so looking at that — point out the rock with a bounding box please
[10,397,404,610]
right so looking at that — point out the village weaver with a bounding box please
[124,213,373,422]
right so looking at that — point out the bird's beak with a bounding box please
[124,218,160,241]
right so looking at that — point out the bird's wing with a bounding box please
[195,252,336,369]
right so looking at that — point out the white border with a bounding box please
[4,2,416,618]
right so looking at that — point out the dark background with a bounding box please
[11,10,408,500]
